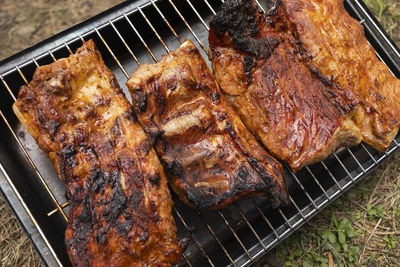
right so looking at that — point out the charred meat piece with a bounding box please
[126,40,288,209]
[13,40,182,267]
[282,0,400,151]
[209,0,361,171]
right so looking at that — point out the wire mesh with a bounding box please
[0,0,399,266]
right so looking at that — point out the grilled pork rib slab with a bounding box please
[13,40,182,267]
[209,0,362,172]
[282,0,400,151]
[126,40,288,209]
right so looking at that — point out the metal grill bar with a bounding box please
[0,162,62,266]
[304,166,331,200]
[150,0,182,44]
[218,210,253,261]
[184,0,210,30]
[173,207,215,267]
[234,204,266,250]
[0,1,399,267]
[0,77,68,222]
[94,28,129,78]
[196,210,237,266]
[167,0,207,52]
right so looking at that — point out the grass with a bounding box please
[263,153,400,267]
[0,0,399,266]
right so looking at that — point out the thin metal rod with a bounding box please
[255,0,265,12]
[332,151,356,183]
[64,43,73,54]
[346,148,366,173]
[304,166,331,200]
[278,208,292,229]
[289,170,319,209]
[49,51,57,62]
[124,13,158,62]
[138,7,171,53]
[252,199,281,240]
[109,20,141,66]
[196,210,237,267]
[234,203,266,249]
[150,0,182,44]
[173,207,215,267]
[203,0,217,15]
[288,195,305,220]
[320,160,344,191]
[168,0,207,52]
[182,253,193,267]
[0,108,68,222]
[0,163,63,267]
[184,0,210,30]
[360,143,378,164]
[0,75,16,101]
[47,202,70,216]
[218,210,253,261]
[94,28,129,78]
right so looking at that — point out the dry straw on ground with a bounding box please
[0,0,399,266]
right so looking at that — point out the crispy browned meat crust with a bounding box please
[13,40,182,267]
[282,0,400,151]
[209,0,361,172]
[126,40,288,209]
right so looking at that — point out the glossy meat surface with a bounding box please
[209,0,361,171]
[127,40,288,209]
[282,0,400,150]
[13,40,182,266]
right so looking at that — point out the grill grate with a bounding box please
[0,0,400,266]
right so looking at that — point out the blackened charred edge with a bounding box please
[248,157,284,207]
[57,151,67,182]
[102,170,127,225]
[138,139,151,155]
[225,122,285,207]
[211,92,220,102]
[149,174,161,186]
[309,65,357,113]
[210,0,279,59]
[148,129,165,147]
[70,193,93,261]
[243,56,255,83]
[96,227,107,244]
[111,117,121,137]
[36,105,61,140]
[90,169,105,193]
[195,83,220,103]
[110,76,122,94]
[132,87,147,113]
[163,159,185,182]
[57,143,78,181]
[123,107,138,122]
[183,164,267,209]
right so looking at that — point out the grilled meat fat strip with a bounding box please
[126,40,288,209]
[13,40,182,266]
[282,0,400,151]
[209,0,362,172]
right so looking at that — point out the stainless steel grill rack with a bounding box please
[0,0,399,266]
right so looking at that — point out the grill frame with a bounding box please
[0,0,399,266]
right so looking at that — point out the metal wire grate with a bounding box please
[0,0,399,266]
